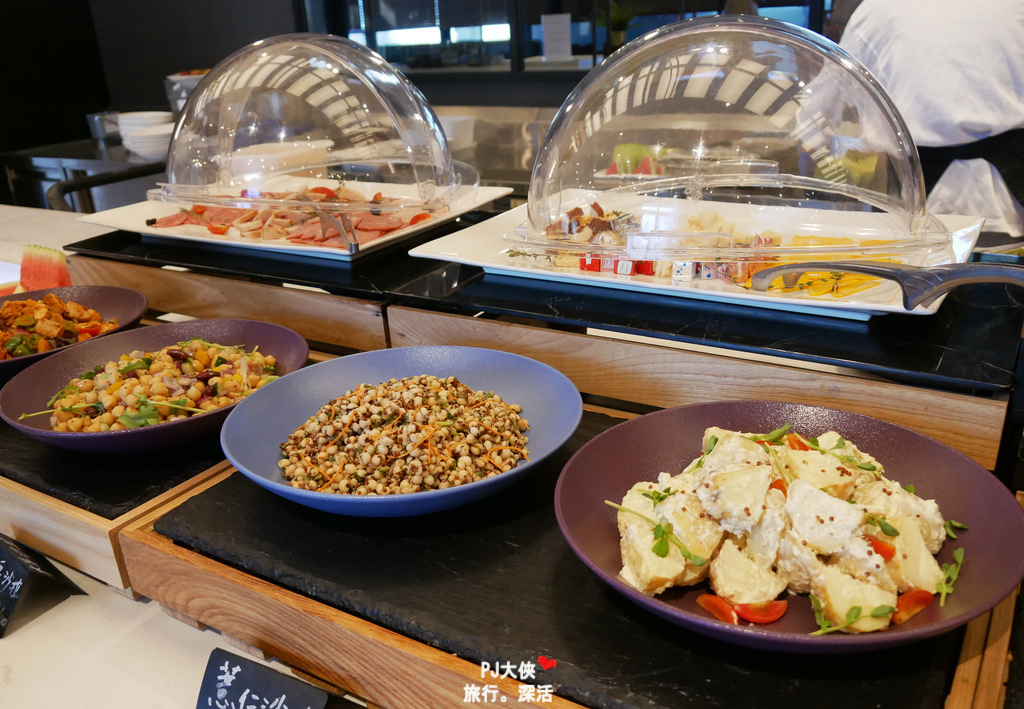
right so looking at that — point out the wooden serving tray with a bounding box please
[118,410,1022,708]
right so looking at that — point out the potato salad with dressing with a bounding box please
[610,425,965,633]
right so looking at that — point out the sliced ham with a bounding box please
[353,213,403,231]
[154,212,192,227]
[205,207,253,225]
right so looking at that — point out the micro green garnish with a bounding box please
[904,484,916,494]
[78,364,105,380]
[865,514,900,537]
[937,548,965,606]
[47,384,80,408]
[166,397,193,414]
[117,403,159,429]
[19,401,105,420]
[264,364,277,374]
[178,338,242,354]
[705,435,719,455]
[117,357,152,375]
[683,435,719,474]
[944,520,968,540]
[604,501,705,566]
[747,424,791,443]
[765,445,794,482]
[809,597,894,635]
[642,487,676,506]
[800,433,880,476]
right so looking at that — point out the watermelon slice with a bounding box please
[19,245,72,291]
[0,281,23,297]
[634,155,655,175]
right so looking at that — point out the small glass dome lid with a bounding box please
[149,33,477,216]
[509,16,953,264]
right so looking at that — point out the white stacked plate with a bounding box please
[122,121,174,159]
[118,111,174,158]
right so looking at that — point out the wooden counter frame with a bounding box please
[67,254,389,352]
[386,306,1008,470]
[118,468,1020,709]
[119,470,578,708]
[0,460,232,595]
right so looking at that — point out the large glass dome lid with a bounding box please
[150,33,477,215]
[514,16,952,263]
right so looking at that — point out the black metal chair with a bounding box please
[45,161,167,212]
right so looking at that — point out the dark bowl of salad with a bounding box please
[0,286,149,386]
[0,318,309,454]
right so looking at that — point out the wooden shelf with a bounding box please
[0,460,231,595]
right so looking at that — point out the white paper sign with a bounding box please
[541,13,572,58]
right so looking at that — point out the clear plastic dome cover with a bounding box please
[150,33,477,226]
[511,16,953,268]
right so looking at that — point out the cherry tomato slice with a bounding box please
[696,594,739,625]
[893,589,935,625]
[769,478,788,496]
[372,192,383,202]
[192,205,207,215]
[309,186,337,199]
[77,323,102,337]
[867,537,897,561]
[409,212,432,225]
[734,600,788,624]
[785,433,811,451]
[207,224,229,235]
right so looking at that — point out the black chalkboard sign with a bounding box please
[0,533,81,638]
[196,648,328,709]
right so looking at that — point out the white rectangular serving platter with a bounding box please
[409,202,983,320]
[80,180,512,262]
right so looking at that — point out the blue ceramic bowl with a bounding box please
[221,346,583,517]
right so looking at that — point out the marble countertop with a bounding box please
[0,205,116,283]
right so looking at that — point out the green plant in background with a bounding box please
[598,1,646,32]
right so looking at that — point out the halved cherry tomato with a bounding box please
[734,600,788,624]
[892,589,935,625]
[409,212,432,225]
[77,323,102,337]
[769,478,788,496]
[192,205,207,215]
[207,224,229,235]
[785,433,811,451]
[696,594,739,625]
[309,186,337,199]
[372,192,383,202]
[867,537,897,561]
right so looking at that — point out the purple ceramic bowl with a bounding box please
[0,319,309,454]
[555,400,1024,653]
[0,286,148,386]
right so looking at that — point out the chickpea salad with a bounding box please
[280,375,529,496]
[20,338,279,432]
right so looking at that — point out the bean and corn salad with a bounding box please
[22,338,278,432]
[280,375,530,495]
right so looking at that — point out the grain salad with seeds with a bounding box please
[279,374,530,495]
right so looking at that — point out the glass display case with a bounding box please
[504,15,955,289]
[148,33,478,253]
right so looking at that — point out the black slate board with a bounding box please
[0,419,227,520]
[154,412,964,709]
